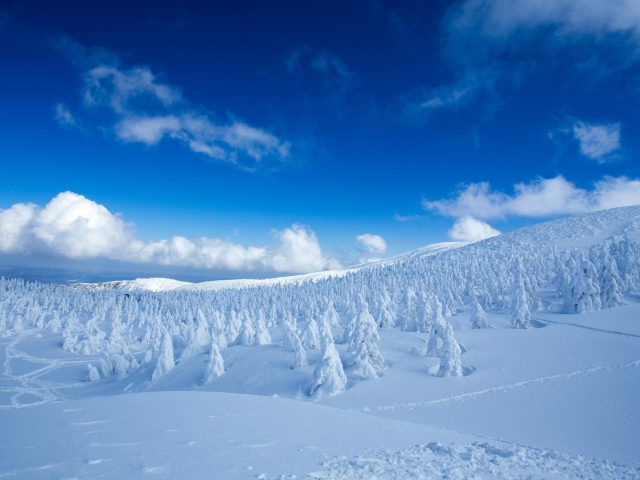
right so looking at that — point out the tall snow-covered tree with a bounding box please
[308,339,347,398]
[593,245,625,308]
[203,339,225,384]
[564,250,602,314]
[152,329,175,382]
[470,298,490,329]
[436,323,463,377]
[348,297,384,379]
[301,316,321,350]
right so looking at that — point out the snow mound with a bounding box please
[313,441,640,480]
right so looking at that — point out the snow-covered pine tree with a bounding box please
[564,250,602,314]
[308,338,347,397]
[152,329,175,381]
[436,322,463,377]
[348,296,384,379]
[237,311,256,345]
[511,259,531,328]
[254,310,272,345]
[427,300,445,357]
[301,316,321,350]
[470,297,490,329]
[593,245,625,308]
[203,339,225,384]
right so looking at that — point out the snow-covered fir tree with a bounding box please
[152,329,175,382]
[203,339,225,384]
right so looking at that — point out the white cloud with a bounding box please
[356,233,388,254]
[0,192,339,274]
[417,0,640,112]
[424,175,640,220]
[54,103,78,128]
[572,121,621,162]
[55,38,289,170]
[448,216,500,242]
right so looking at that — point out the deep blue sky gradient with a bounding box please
[0,1,639,277]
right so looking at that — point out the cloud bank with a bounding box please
[53,38,290,171]
[0,192,339,274]
[424,175,640,221]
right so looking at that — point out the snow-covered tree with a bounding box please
[203,339,225,384]
[348,297,384,379]
[308,340,347,398]
[593,245,625,308]
[301,316,321,350]
[563,250,602,314]
[436,323,463,377]
[470,298,490,329]
[237,312,256,345]
[511,259,531,328]
[152,329,175,381]
[255,310,272,345]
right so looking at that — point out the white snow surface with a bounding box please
[2,206,640,479]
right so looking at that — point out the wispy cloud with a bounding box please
[356,233,387,254]
[0,192,339,274]
[53,103,79,129]
[285,46,357,96]
[53,37,290,171]
[410,0,640,114]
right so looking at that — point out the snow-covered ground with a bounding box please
[1,206,640,478]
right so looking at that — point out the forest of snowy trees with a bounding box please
[0,233,638,397]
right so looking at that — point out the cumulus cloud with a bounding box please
[356,233,388,254]
[448,216,500,242]
[424,175,640,220]
[54,38,289,171]
[416,0,640,112]
[0,192,339,274]
[571,121,621,162]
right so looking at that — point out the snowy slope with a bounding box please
[2,206,640,478]
[74,206,639,293]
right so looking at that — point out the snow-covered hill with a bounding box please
[2,206,640,479]
[72,241,466,292]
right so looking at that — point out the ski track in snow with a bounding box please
[533,316,640,338]
[360,359,640,413]
[0,330,87,409]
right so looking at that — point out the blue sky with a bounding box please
[1,1,639,279]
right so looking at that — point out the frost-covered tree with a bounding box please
[254,310,272,345]
[203,339,225,384]
[564,250,602,314]
[308,339,347,398]
[470,298,490,329]
[511,278,531,329]
[237,311,256,346]
[592,245,625,308]
[427,300,445,357]
[348,297,384,379]
[181,310,211,359]
[436,323,463,377]
[301,316,321,350]
[152,329,175,381]
[291,330,307,369]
